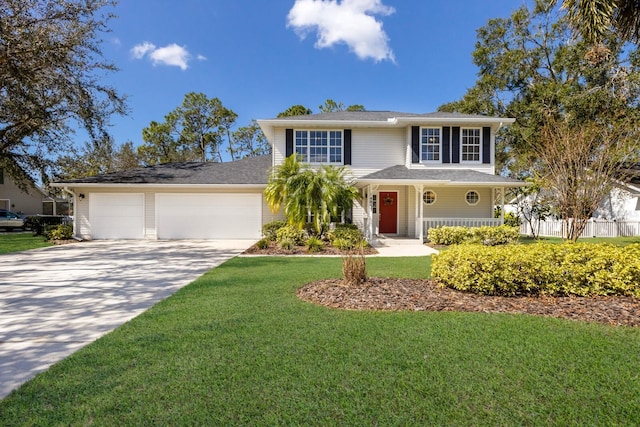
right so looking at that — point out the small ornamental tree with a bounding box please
[264,155,359,237]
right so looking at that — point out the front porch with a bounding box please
[358,184,509,242]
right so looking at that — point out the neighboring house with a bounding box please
[51,111,527,240]
[0,168,52,215]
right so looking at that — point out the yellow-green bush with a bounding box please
[275,225,305,245]
[432,243,640,297]
[427,225,519,246]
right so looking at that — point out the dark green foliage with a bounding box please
[44,224,73,240]
[262,220,286,241]
[255,238,270,249]
[328,225,365,249]
[25,215,68,236]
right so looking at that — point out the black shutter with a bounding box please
[442,126,450,164]
[452,126,460,163]
[411,126,420,163]
[343,129,352,165]
[482,126,491,164]
[285,128,293,157]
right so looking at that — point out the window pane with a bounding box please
[421,128,440,161]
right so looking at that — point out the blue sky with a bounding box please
[100,0,523,154]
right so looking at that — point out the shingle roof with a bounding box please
[359,165,526,185]
[266,111,499,122]
[55,155,271,185]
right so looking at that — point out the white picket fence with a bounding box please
[520,220,640,238]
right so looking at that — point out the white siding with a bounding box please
[272,128,287,167]
[421,187,493,218]
[350,128,406,177]
[144,192,156,239]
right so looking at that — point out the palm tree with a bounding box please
[562,0,640,43]
[264,155,360,235]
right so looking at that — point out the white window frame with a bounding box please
[465,190,480,206]
[423,190,437,205]
[420,127,441,163]
[461,128,482,163]
[294,130,343,165]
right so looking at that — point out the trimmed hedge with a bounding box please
[275,225,305,246]
[44,224,73,240]
[432,243,640,297]
[427,225,520,246]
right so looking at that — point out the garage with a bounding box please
[156,193,262,239]
[89,193,144,239]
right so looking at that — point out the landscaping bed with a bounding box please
[298,277,640,327]
[243,240,377,255]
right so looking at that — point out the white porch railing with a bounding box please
[520,220,640,238]
[424,218,502,235]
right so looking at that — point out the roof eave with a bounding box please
[50,183,267,189]
[356,179,529,187]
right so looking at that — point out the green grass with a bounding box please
[519,235,640,246]
[1,256,639,425]
[0,232,51,254]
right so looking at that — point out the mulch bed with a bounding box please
[297,277,640,327]
[243,241,378,256]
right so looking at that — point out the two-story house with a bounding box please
[258,111,527,241]
[52,111,526,240]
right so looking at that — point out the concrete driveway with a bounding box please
[0,239,252,399]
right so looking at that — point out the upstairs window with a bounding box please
[461,128,481,162]
[295,130,342,164]
[421,128,440,162]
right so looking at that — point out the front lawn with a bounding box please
[0,232,51,254]
[1,256,639,425]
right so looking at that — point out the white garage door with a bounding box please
[156,194,261,239]
[90,193,144,239]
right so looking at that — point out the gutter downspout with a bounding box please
[62,187,82,241]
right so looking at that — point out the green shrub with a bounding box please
[470,226,520,246]
[503,211,522,227]
[428,225,519,246]
[44,224,73,240]
[427,226,470,245]
[331,238,354,251]
[306,237,324,253]
[278,238,295,250]
[26,215,67,236]
[262,220,286,241]
[276,225,305,246]
[328,226,364,248]
[255,238,270,249]
[432,243,640,297]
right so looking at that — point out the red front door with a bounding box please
[379,191,398,234]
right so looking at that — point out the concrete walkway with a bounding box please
[0,240,251,400]
[369,236,439,257]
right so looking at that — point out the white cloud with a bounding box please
[130,42,193,70]
[130,41,156,59]
[149,44,191,70]
[196,54,207,61]
[287,0,395,62]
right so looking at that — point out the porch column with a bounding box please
[367,184,373,240]
[500,188,505,225]
[418,184,424,241]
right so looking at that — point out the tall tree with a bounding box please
[232,120,271,158]
[55,136,141,180]
[318,99,366,113]
[277,105,312,117]
[440,0,640,240]
[137,93,236,165]
[561,0,640,43]
[0,0,127,185]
